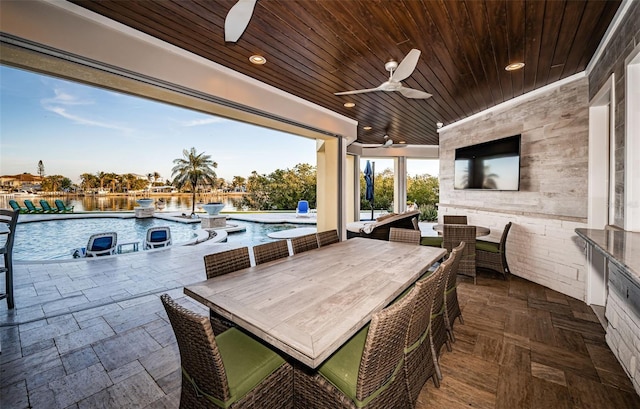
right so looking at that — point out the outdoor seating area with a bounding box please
[8,199,74,214]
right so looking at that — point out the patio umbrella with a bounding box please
[364,160,374,220]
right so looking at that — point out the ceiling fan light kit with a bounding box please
[334,49,432,100]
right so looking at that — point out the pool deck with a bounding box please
[0,212,437,408]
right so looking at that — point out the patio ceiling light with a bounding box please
[249,55,266,65]
[505,62,525,71]
[363,126,372,130]
[343,102,355,108]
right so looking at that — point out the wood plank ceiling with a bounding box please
[70,0,620,146]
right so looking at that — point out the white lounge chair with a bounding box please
[85,232,117,257]
[144,227,172,249]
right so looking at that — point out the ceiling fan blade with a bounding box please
[334,86,382,96]
[398,86,432,99]
[225,0,257,42]
[391,49,420,82]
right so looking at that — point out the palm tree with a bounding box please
[171,147,218,215]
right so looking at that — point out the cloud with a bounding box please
[44,106,133,133]
[181,117,227,127]
[41,88,93,106]
[40,88,133,133]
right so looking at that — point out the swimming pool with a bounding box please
[12,217,309,261]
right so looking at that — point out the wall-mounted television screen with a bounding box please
[454,135,521,190]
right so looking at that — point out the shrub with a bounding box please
[419,204,438,222]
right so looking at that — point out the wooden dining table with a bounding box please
[184,237,446,368]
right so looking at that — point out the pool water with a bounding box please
[12,218,309,261]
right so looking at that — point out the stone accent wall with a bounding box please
[438,77,590,300]
[588,1,640,228]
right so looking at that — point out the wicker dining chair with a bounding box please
[443,215,468,224]
[476,222,512,279]
[443,243,465,343]
[430,254,454,376]
[294,284,416,409]
[317,229,339,247]
[203,247,251,334]
[253,240,290,265]
[160,294,294,409]
[443,224,476,284]
[388,227,421,245]
[403,266,443,405]
[291,233,319,254]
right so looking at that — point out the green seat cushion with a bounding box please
[476,240,500,253]
[318,325,369,401]
[420,236,443,247]
[216,328,285,405]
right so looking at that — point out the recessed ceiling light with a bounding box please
[399,141,406,144]
[363,126,372,130]
[344,102,355,108]
[249,55,266,65]
[436,122,443,128]
[505,62,525,71]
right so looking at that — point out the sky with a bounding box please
[0,65,438,184]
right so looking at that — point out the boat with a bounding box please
[14,190,38,197]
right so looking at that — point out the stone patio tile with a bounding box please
[37,363,112,409]
[0,346,61,386]
[77,371,164,409]
[144,388,180,409]
[25,363,66,390]
[21,338,56,357]
[0,379,29,409]
[155,366,181,395]
[19,314,80,347]
[93,327,162,371]
[81,281,138,302]
[41,294,91,315]
[56,278,98,295]
[116,294,159,309]
[144,318,175,347]
[61,345,100,375]
[54,319,116,354]
[107,360,145,384]
[72,303,122,324]
[139,342,180,381]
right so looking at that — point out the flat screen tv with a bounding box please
[454,135,521,190]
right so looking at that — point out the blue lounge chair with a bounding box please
[296,200,310,217]
[39,200,59,213]
[23,200,43,213]
[54,200,74,213]
[85,232,117,257]
[144,227,172,249]
[8,200,28,214]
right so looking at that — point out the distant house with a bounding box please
[0,173,43,192]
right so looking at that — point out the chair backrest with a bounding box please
[406,264,441,355]
[316,229,339,247]
[23,200,37,211]
[443,225,476,280]
[389,227,421,245]
[290,233,319,254]
[8,200,22,212]
[146,226,172,248]
[204,247,251,279]
[297,200,309,213]
[443,215,467,225]
[253,240,290,265]
[356,279,416,403]
[499,222,513,253]
[160,294,231,403]
[0,209,19,254]
[411,216,419,231]
[39,200,55,212]
[445,242,465,292]
[86,232,117,256]
[54,199,71,212]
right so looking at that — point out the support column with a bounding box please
[394,156,407,213]
[316,138,345,236]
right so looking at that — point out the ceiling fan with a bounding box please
[334,49,432,99]
[225,0,257,42]
[381,133,407,148]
